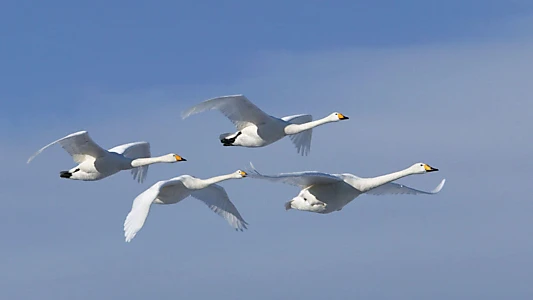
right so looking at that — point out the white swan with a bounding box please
[247,162,445,213]
[27,131,186,183]
[123,170,249,242]
[181,94,349,155]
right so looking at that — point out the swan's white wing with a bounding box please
[282,114,313,156]
[366,179,446,196]
[123,179,185,242]
[124,183,159,242]
[181,94,272,130]
[108,142,151,183]
[27,130,107,164]
[246,162,342,188]
[191,184,248,231]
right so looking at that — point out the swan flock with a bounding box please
[27,94,446,242]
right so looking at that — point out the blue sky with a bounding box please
[2,0,531,104]
[2,1,533,299]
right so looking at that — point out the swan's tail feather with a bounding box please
[219,133,234,140]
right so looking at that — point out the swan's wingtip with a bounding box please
[124,232,135,243]
[26,153,39,164]
[246,161,261,176]
[181,111,192,120]
[432,179,446,194]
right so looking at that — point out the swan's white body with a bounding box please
[123,170,248,242]
[27,131,186,182]
[182,95,349,155]
[247,163,446,213]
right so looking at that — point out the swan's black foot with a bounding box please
[220,131,242,146]
[59,171,72,178]
[60,168,79,179]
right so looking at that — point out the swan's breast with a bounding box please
[306,182,360,213]
[236,125,284,147]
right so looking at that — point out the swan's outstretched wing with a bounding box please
[108,142,151,183]
[246,162,342,188]
[181,94,272,130]
[123,179,185,242]
[27,131,108,164]
[191,184,248,231]
[282,114,313,156]
[366,179,446,196]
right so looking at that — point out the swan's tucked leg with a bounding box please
[220,131,242,146]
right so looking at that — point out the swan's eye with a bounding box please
[303,198,307,201]
[420,164,423,166]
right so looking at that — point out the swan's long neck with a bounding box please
[196,174,236,189]
[360,168,414,192]
[130,156,168,168]
[284,117,333,135]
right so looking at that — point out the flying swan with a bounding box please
[27,131,186,183]
[181,94,349,155]
[246,162,446,213]
[123,170,249,242]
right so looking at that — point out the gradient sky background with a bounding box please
[2,1,533,299]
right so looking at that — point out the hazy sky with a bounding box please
[2,1,533,299]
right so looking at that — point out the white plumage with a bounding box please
[27,131,186,182]
[247,162,445,213]
[182,95,349,156]
[123,170,249,242]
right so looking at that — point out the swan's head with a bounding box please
[165,154,187,163]
[234,170,247,178]
[285,190,327,212]
[329,112,349,122]
[411,162,439,174]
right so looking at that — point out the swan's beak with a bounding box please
[174,155,187,161]
[338,113,349,120]
[239,171,247,177]
[424,164,438,172]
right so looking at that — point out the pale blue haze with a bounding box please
[1,1,533,299]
